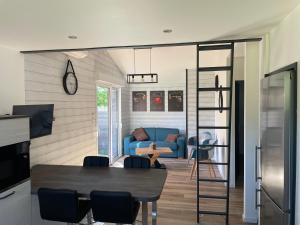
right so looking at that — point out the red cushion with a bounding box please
[165,134,178,143]
[132,128,149,141]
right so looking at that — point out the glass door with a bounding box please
[97,87,110,156]
[111,88,121,162]
[97,85,121,163]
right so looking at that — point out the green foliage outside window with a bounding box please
[97,87,108,107]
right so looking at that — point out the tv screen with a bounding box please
[12,104,54,139]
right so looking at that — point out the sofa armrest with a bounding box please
[176,135,186,158]
[123,135,135,155]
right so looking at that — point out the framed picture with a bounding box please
[168,90,184,111]
[150,91,165,111]
[132,91,147,111]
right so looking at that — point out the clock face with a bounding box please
[63,72,78,95]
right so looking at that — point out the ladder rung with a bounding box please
[198,194,228,199]
[198,126,229,129]
[198,161,228,165]
[199,144,229,148]
[198,66,232,72]
[198,107,230,111]
[199,210,227,216]
[198,178,228,183]
[198,87,231,92]
[198,44,232,51]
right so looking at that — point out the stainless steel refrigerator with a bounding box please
[259,67,297,225]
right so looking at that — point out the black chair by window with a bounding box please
[124,156,151,169]
[37,188,92,225]
[90,191,140,225]
[83,156,109,167]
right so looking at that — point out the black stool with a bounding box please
[37,188,92,225]
[90,191,140,225]
[83,156,109,167]
[124,156,151,169]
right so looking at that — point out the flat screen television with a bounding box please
[12,104,54,139]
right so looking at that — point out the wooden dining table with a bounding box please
[31,164,167,225]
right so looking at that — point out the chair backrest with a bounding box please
[124,156,151,168]
[83,156,109,167]
[90,191,136,224]
[37,188,79,223]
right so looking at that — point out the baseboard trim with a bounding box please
[243,214,258,224]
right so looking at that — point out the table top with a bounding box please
[136,147,173,155]
[31,164,167,201]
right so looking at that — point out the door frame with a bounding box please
[96,81,122,164]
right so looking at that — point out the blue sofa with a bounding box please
[123,127,186,158]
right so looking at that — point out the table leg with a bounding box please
[152,201,157,225]
[142,201,148,225]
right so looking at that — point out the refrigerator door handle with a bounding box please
[255,145,262,181]
[256,188,262,209]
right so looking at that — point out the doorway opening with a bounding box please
[97,85,122,164]
[235,80,244,186]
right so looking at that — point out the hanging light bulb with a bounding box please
[151,74,154,82]
[142,75,144,82]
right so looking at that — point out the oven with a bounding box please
[0,141,30,193]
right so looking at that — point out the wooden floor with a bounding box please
[113,158,250,225]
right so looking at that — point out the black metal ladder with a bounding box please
[196,42,234,225]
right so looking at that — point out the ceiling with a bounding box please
[108,44,245,78]
[0,0,299,51]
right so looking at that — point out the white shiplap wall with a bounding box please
[129,84,186,134]
[25,51,125,166]
[187,69,215,138]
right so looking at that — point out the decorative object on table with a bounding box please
[150,91,165,111]
[132,128,149,141]
[168,90,184,111]
[127,48,158,84]
[132,91,147,111]
[124,127,186,158]
[165,134,179,143]
[63,59,78,95]
[150,142,157,150]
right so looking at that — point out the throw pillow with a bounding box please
[133,128,149,141]
[165,134,178,143]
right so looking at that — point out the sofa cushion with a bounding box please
[155,128,179,141]
[165,134,178,143]
[133,128,149,141]
[155,141,178,151]
[129,141,153,150]
[144,128,156,141]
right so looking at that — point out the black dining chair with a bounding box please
[124,156,151,169]
[83,156,109,167]
[37,188,92,225]
[90,190,140,225]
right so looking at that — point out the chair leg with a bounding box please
[190,159,197,180]
[187,148,194,165]
[209,159,216,178]
[207,160,212,177]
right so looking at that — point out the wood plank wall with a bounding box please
[24,51,126,166]
[187,69,215,138]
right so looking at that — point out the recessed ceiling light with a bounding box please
[68,35,78,39]
[163,29,172,33]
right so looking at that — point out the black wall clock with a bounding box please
[63,60,78,95]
